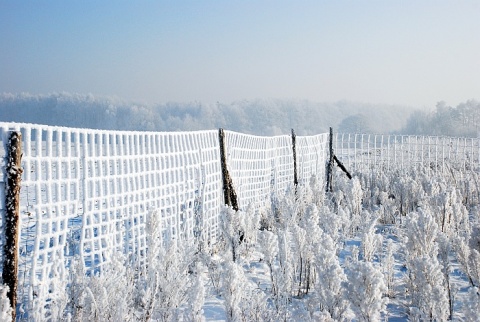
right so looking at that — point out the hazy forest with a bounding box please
[1,92,479,137]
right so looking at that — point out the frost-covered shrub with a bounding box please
[464,287,480,321]
[237,204,261,258]
[221,261,271,322]
[28,255,70,321]
[184,263,206,322]
[377,191,399,224]
[404,207,439,260]
[0,285,12,321]
[46,258,69,321]
[68,252,135,322]
[310,232,352,321]
[219,206,248,262]
[318,204,345,249]
[360,213,382,262]
[134,210,197,321]
[382,239,396,298]
[406,255,449,321]
[437,233,457,319]
[274,230,294,312]
[344,261,388,321]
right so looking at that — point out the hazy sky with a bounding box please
[1,1,479,108]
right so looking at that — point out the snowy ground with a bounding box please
[4,164,480,321]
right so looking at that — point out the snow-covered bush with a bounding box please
[221,261,271,321]
[405,255,449,321]
[464,287,480,321]
[404,207,439,260]
[381,239,396,298]
[184,265,206,322]
[360,213,382,262]
[310,232,352,321]
[344,261,388,321]
[219,206,242,263]
[139,211,196,322]
[0,285,12,321]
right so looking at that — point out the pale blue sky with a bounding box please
[1,1,479,107]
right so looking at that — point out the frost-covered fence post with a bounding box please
[218,128,238,211]
[326,127,334,192]
[2,131,22,322]
[291,129,298,187]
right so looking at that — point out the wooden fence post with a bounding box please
[2,131,22,322]
[218,129,238,211]
[326,127,334,192]
[291,129,298,187]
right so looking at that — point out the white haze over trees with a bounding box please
[2,93,478,137]
[0,92,416,136]
[401,100,480,137]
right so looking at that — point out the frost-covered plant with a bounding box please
[219,206,242,262]
[347,177,362,217]
[221,261,252,321]
[331,176,363,237]
[453,235,474,286]
[377,191,399,225]
[310,232,352,321]
[290,224,308,297]
[184,263,206,322]
[405,255,449,321]
[391,174,423,216]
[278,228,294,294]
[382,239,396,298]
[238,287,272,322]
[308,174,325,208]
[258,230,279,298]
[464,287,480,321]
[46,257,69,321]
[437,233,456,319]
[68,251,135,322]
[344,261,388,321]
[404,207,439,260]
[237,204,261,258]
[136,209,196,321]
[30,253,69,321]
[318,205,344,247]
[360,213,382,262]
[469,249,480,288]
[0,285,12,321]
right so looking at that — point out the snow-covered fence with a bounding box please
[224,131,329,210]
[0,123,226,314]
[0,122,329,314]
[334,133,480,173]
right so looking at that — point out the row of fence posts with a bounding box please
[1,127,340,321]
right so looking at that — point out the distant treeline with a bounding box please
[402,100,480,138]
[0,92,477,137]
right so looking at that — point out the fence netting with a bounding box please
[4,121,478,316]
[334,133,480,173]
[223,131,329,210]
[0,123,224,314]
[0,122,331,315]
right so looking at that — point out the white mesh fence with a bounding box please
[224,131,293,209]
[223,131,329,210]
[296,133,329,184]
[0,122,331,315]
[2,122,479,316]
[0,122,223,313]
[334,133,480,173]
